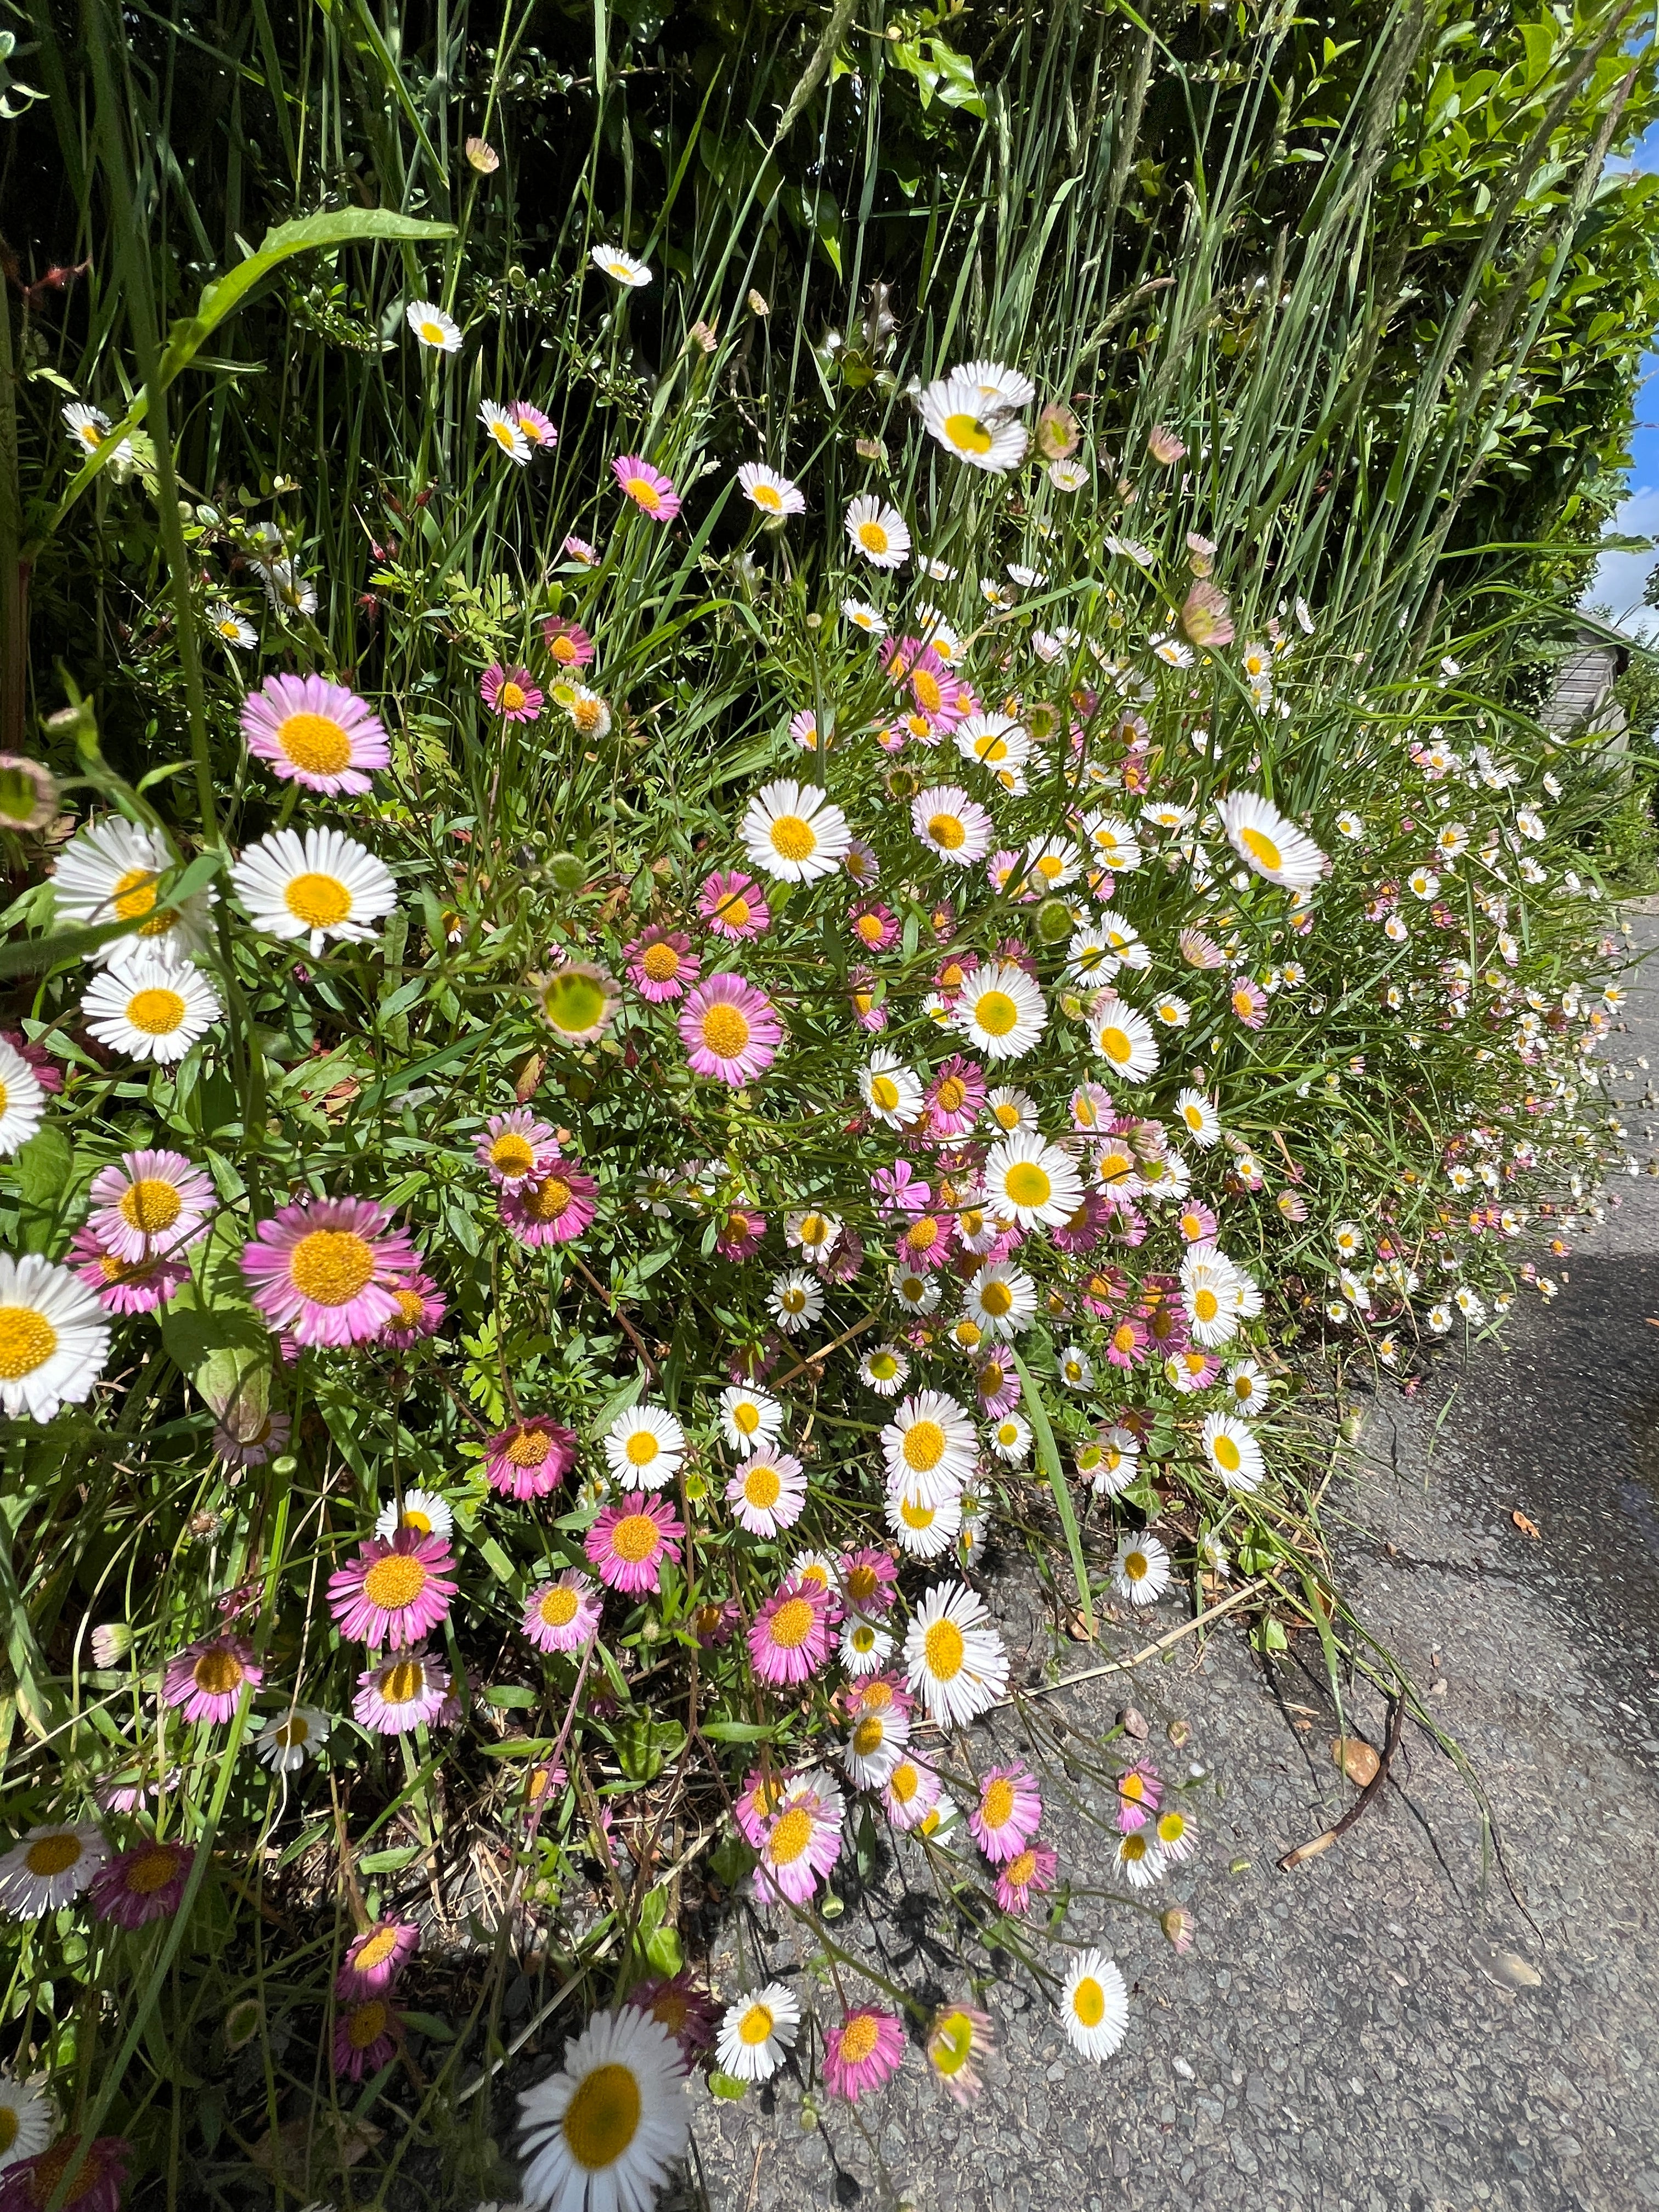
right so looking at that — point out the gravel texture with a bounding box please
[682,919,1659,2212]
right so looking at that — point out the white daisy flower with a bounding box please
[840,1615,894,1676]
[769,1267,824,1334]
[603,1403,687,1491]
[0,1040,46,1158]
[405,300,461,352]
[955,962,1047,1061]
[984,1085,1040,1133]
[1058,1344,1094,1391]
[956,358,1037,407]
[983,1133,1084,1229]
[478,400,531,464]
[254,1705,332,1774]
[783,1208,843,1266]
[858,1343,910,1397]
[1092,997,1160,1084]
[590,245,653,287]
[887,1484,961,1559]
[1064,924,1119,986]
[1024,834,1082,891]
[81,956,222,1064]
[729,1451,807,1537]
[912,786,993,867]
[881,1390,976,1506]
[1080,815,1142,874]
[1079,1427,1138,1497]
[841,1700,910,1790]
[51,816,213,968]
[1224,1359,1269,1416]
[1114,1532,1170,1606]
[1115,1827,1165,1887]
[737,462,805,517]
[987,1412,1031,1464]
[861,1050,924,1128]
[891,1266,940,1316]
[917,369,1029,472]
[263,560,318,619]
[842,597,885,632]
[845,495,911,569]
[964,1260,1037,1341]
[62,401,134,466]
[718,1383,783,1455]
[902,1581,1009,1726]
[1049,458,1088,492]
[517,2007,689,2210]
[715,1984,799,2083]
[0,1821,108,1914]
[1152,991,1191,1029]
[954,714,1029,774]
[1181,1245,1246,1348]
[1217,791,1326,891]
[0,2074,52,2170]
[1061,1950,1129,2062]
[207,602,257,650]
[1175,1089,1221,1148]
[1200,1411,1263,1492]
[740,778,853,884]
[374,1488,454,1542]
[230,826,397,956]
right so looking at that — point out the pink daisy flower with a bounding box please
[882,1754,941,1831]
[541,615,594,667]
[1170,1348,1222,1393]
[163,1635,262,1724]
[972,1353,1020,1420]
[628,1972,719,2056]
[522,1568,602,1652]
[88,1838,191,1929]
[484,1415,579,1499]
[1070,1082,1116,1134]
[1051,1190,1111,1256]
[908,652,967,731]
[585,1491,685,1593]
[822,2006,905,2102]
[849,968,888,1033]
[1229,975,1269,1028]
[1105,1315,1149,1370]
[735,1766,791,1847]
[329,1529,457,1647]
[926,1055,985,1137]
[500,1160,599,1248]
[88,1148,215,1263]
[839,1546,899,1616]
[1116,1760,1164,1832]
[698,868,769,940]
[612,454,681,522]
[714,1206,768,1261]
[755,1773,844,1905]
[624,925,702,1003]
[893,1210,954,1272]
[562,534,597,566]
[336,1917,419,2000]
[986,848,1024,896]
[0,2135,131,2212]
[240,673,390,795]
[691,1596,740,1647]
[970,1766,1042,1864]
[724,1449,808,1538]
[679,974,783,1085]
[477,1108,560,1190]
[353,1645,449,1734]
[241,1197,417,1350]
[69,1226,189,1314]
[333,1996,400,2081]
[847,1668,916,1722]
[480,663,544,723]
[994,1841,1058,1914]
[379,1271,447,1348]
[747,1575,832,1686]
[511,401,557,449]
[848,900,899,952]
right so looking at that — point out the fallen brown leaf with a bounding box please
[1333,1736,1380,1786]
[1511,1508,1541,1540]
[1065,1609,1097,1642]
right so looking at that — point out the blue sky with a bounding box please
[1584,122,1659,636]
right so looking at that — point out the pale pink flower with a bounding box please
[328,1530,458,1646]
[585,1491,685,1593]
[612,454,681,522]
[969,1765,1042,1864]
[240,672,389,795]
[679,973,783,1084]
[822,2007,905,2101]
[522,1569,602,1652]
[697,868,769,940]
[241,1197,417,1349]
[336,1917,419,2000]
[484,1415,578,1499]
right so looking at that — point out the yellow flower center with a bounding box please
[125,1846,181,1896]
[500,681,527,712]
[699,1005,751,1058]
[1193,1287,1219,1322]
[1036,854,1063,882]
[923,1617,965,1678]
[418,319,447,345]
[642,941,681,982]
[981,1778,1014,1828]
[1211,1433,1240,1472]
[1238,825,1284,871]
[624,1429,660,1467]
[766,1595,816,1649]
[889,1762,918,1803]
[752,482,783,511]
[542,972,610,1036]
[125,986,187,1036]
[1073,1976,1105,2028]
[111,866,159,921]
[768,1806,814,1864]
[276,713,352,777]
[851,1715,887,1757]
[1124,1550,1148,1582]
[738,2004,775,2047]
[978,1280,1013,1318]
[977,1363,1005,1400]
[0,2108,16,2154]
[904,1218,939,1254]
[24,1832,82,1877]
[974,990,1017,1037]
[1157,1811,1185,1844]
[1233,989,1255,1019]
[931,2011,975,2073]
[284,872,353,929]
[539,1585,580,1627]
[723,896,751,929]
[927,812,966,851]
[381,1660,425,1705]
[869,1354,898,1380]
[857,913,886,946]
[838,2012,881,2064]
[193,1647,245,1696]
[1099,1025,1131,1064]
[768,813,817,863]
[935,1077,967,1114]
[562,2052,641,2176]
[856,520,890,554]
[347,2000,390,2050]
[524,1176,573,1223]
[391,1289,427,1328]
[354,1925,401,1971]
[362,1555,429,1612]
[505,1427,553,1466]
[623,475,662,512]
[120,1177,182,1235]
[0,1307,58,1380]
[900,1496,936,1530]
[743,1464,781,1509]
[902,1419,946,1471]
[289,1229,377,1307]
[610,1513,659,1564]
[944,411,993,454]
[1003,1162,1051,1209]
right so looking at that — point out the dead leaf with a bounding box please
[1511,1509,1542,1540]
[1065,1609,1097,1643]
[513,1050,546,1103]
[1117,1705,1150,1741]
[1470,1937,1542,1989]
[1332,1736,1380,1786]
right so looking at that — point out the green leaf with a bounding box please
[358,1845,422,1873]
[697,1717,776,1742]
[483,1684,537,1709]
[1011,1350,1094,1637]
